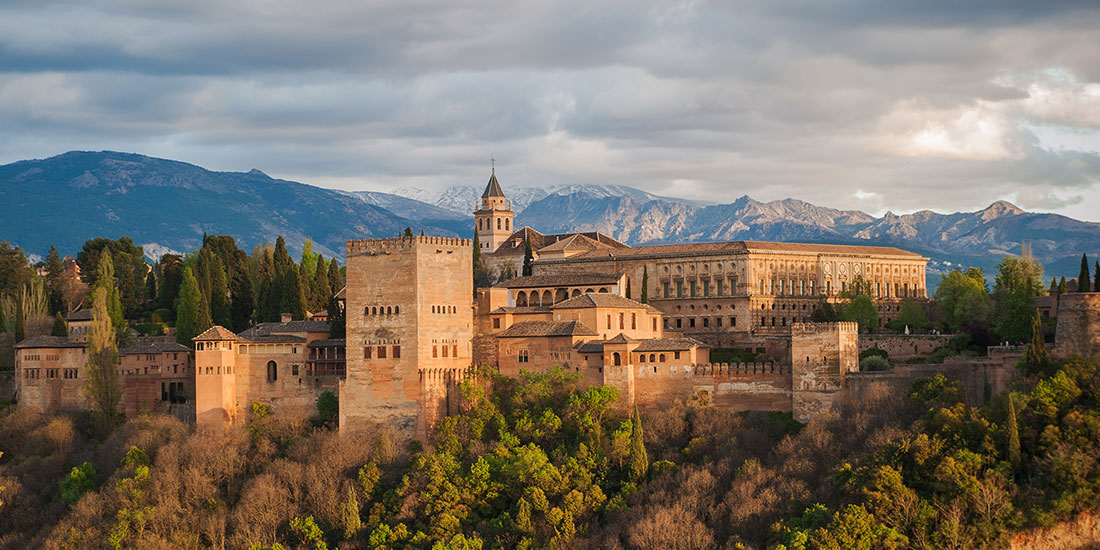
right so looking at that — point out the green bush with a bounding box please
[859,347,889,362]
[151,308,174,323]
[860,356,891,372]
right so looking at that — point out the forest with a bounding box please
[1,337,1099,550]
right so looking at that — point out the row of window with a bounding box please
[196,341,233,351]
[365,305,400,315]
[662,278,738,299]
[364,346,402,359]
[432,305,458,314]
[432,345,459,358]
[604,312,656,331]
[240,344,299,355]
[477,217,511,232]
[200,365,234,375]
[667,317,739,330]
[22,368,80,379]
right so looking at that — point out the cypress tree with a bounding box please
[210,257,231,327]
[328,258,342,298]
[640,266,649,304]
[229,253,255,332]
[300,238,317,281]
[522,238,534,277]
[144,269,157,305]
[1048,277,1057,294]
[198,288,214,333]
[1059,276,1068,294]
[1095,261,1099,294]
[94,251,123,332]
[314,254,331,311]
[328,292,345,339]
[45,245,64,314]
[403,227,414,237]
[629,407,649,481]
[83,287,121,427]
[175,267,202,346]
[625,278,632,300]
[51,312,67,337]
[1024,309,1048,375]
[1078,253,1091,292]
[1006,395,1021,470]
[473,230,482,267]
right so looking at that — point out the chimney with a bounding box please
[280,312,292,323]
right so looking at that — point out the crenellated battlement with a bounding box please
[791,321,859,335]
[689,361,788,376]
[347,235,472,256]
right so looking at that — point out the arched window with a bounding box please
[267,361,277,382]
[542,290,552,305]
[571,289,581,297]
[505,219,510,230]
[649,354,655,362]
[639,354,646,363]
[371,306,377,315]
[659,354,666,362]
[394,306,399,314]
[516,292,528,307]
[386,306,392,315]
[613,352,622,366]
[497,218,501,230]
[364,307,370,316]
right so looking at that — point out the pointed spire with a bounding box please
[482,166,505,198]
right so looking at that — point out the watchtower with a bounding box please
[340,235,474,440]
[193,326,239,428]
[474,167,514,253]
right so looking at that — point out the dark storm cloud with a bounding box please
[1,0,1099,220]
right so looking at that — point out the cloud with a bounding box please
[1,0,1099,220]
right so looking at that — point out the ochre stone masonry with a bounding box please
[1054,293,1100,359]
[340,236,473,441]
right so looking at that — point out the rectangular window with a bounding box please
[703,279,710,296]
[676,319,682,329]
[378,346,387,359]
[689,318,696,328]
[493,318,501,329]
[452,345,458,358]
[607,315,612,329]
[364,347,372,359]
[393,346,401,359]
[676,281,683,298]
[663,282,670,298]
[441,345,448,358]
[690,280,697,297]
[717,317,722,328]
[652,318,657,331]
[631,313,636,329]
[433,346,438,358]
[703,318,709,328]
[518,350,529,363]
[731,316,737,327]
[717,280,724,296]
[292,365,299,376]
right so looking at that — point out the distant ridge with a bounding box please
[1,151,1097,281]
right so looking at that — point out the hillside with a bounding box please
[0,151,461,260]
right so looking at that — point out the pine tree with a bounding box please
[629,407,649,481]
[175,267,202,346]
[1078,253,1091,292]
[210,257,231,327]
[640,266,648,304]
[83,287,121,427]
[1006,395,1021,470]
[51,312,67,337]
[522,238,534,277]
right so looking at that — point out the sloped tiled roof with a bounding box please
[551,293,652,310]
[120,341,191,355]
[495,272,622,289]
[335,286,346,300]
[490,306,553,314]
[242,334,307,344]
[538,240,923,263]
[307,338,346,348]
[482,171,505,198]
[488,227,629,258]
[238,320,331,340]
[66,309,94,321]
[194,326,238,341]
[634,337,710,351]
[498,320,599,338]
[15,335,85,349]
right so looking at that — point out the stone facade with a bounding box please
[340,236,473,441]
[1054,293,1100,359]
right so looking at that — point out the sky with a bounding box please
[2,0,1099,221]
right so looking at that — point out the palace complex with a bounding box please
[11,170,1100,439]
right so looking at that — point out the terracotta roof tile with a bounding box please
[15,335,85,349]
[551,293,651,310]
[194,326,238,341]
[495,272,622,289]
[498,320,599,338]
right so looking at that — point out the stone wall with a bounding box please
[1054,293,1100,359]
[632,361,792,413]
[859,334,948,360]
[790,322,859,422]
[845,360,1017,407]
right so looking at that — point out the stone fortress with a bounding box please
[12,170,1100,437]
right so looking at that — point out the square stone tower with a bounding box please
[340,235,474,440]
[790,321,858,422]
[193,326,239,428]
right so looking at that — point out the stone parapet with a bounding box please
[347,236,471,255]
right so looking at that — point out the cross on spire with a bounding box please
[490,154,495,174]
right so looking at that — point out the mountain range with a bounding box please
[2,151,1097,285]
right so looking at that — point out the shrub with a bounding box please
[860,356,891,372]
[860,347,889,362]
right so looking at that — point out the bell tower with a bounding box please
[474,162,514,253]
